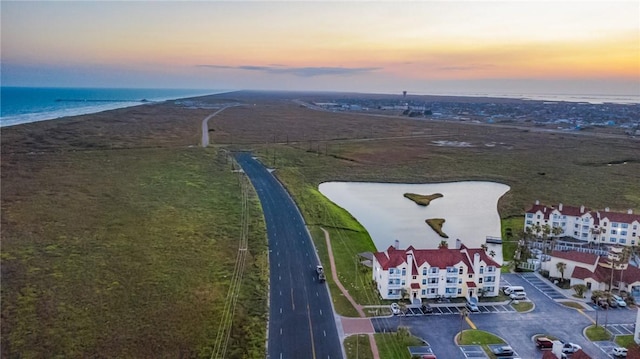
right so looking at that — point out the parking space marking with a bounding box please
[606,324,635,335]
[520,273,569,301]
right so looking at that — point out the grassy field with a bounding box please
[1,97,268,358]
[2,90,639,358]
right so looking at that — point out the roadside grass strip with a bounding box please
[210,173,250,359]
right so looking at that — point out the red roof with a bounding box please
[373,244,501,271]
[572,261,640,286]
[466,281,477,288]
[599,211,640,224]
[551,250,600,266]
[410,283,420,289]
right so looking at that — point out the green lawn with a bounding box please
[375,327,425,359]
[586,325,612,341]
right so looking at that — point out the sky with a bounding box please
[1,1,639,96]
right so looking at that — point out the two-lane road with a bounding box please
[235,153,343,359]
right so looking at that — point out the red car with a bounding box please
[536,337,554,349]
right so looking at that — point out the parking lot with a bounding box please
[403,304,515,316]
[518,272,568,300]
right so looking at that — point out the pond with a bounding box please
[318,181,510,264]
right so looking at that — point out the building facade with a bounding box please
[524,201,640,246]
[372,244,501,301]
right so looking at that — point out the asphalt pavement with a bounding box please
[235,153,343,359]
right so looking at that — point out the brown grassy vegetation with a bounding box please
[1,95,268,358]
[403,192,443,206]
[426,218,449,238]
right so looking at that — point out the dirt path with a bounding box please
[321,228,380,359]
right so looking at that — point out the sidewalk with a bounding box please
[321,228,380,359]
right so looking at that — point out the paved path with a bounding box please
[321,228,380,359]
[201,105,238,147]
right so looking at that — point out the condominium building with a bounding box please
[372,243,501,301]
[524,201,640,246]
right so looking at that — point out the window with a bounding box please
[611,238,617,243]
[457,288,462,294]
[430,267,438,274]
[412,275,417,280]
[422,268,427,276]
[458,278,463,284]
[446,278,457,284]
[389,268,395,275]
[526,213,533,218]
[401,280,405,286]
[621,231,627,236]
[622,223,629,229]
[421,289,426,295]
[526,220,533,225]
[485,276,495,283]
[574,224,579,228]
[480,266,484,274]
[485,286,495,293]
[459,266,464,275]
[402,268,406,276]
[468,274,473,279]
[620,238,626,244]
[612,230,617,235]
[429,278,438,284]
[447,267,457,274]
[487,266,495,273]
[479,278,483,283]
[445,288,456,295]
[388,289,393,295]
[429,288,437,294]
[422,279,427,285]
[603,222,608,227]
[613,223,619,228]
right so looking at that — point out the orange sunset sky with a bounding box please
[1,1,639,96]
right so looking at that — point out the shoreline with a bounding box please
[0,89,232,128]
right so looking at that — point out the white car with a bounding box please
[562,343,582,353]
[612,347,628,357]
[390,303,401,315]
[612,294,627,307]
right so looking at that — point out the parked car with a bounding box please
[609,297,619,308]
[591,294,609,309]
[535,337,554,349]
[492,346,514,357]
[466,298,479,312]
[421,304,434,314]
[390,303,401,315]
[421,354,437,359]
[612,294,627,307]
[562,343,582,354]
[612,346,628,357]
[510,292,527,300]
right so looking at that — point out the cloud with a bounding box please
[437,64,497,71]
[197,64,381,77]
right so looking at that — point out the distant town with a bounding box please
[311,96,640,136]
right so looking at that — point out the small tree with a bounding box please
[438,240,448,249]
[556,262,567,282]
[489,250,496,258]
[481,243,488,252]
[572,284,588,298]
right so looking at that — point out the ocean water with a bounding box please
[0,87,223,127]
